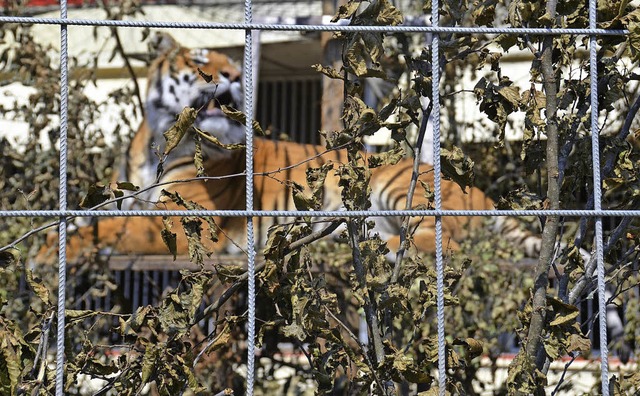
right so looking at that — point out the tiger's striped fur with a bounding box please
[43,33,546,262]
[34,33,631,365]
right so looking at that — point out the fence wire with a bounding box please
[242,0,257,392]
[429,0,446,389]
[55,0,69,394]
[0,1,633,395]
[588,0,610,389]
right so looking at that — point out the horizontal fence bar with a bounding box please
[0,17,629,35]
[1,209,640,217]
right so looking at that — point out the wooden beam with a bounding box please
[106,254,264,271]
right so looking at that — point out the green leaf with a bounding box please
[180,217,206,265]
[544,336,562,360]
[66,309,102,321]
[313,64,343,79]
[628,21,640,62]
[215,263,246,283]
[440,146,475,192]
[194,127,246,150]
[163,107,198,156]
[197,67,213,83]
[391,353,431,383]
[566,333,591,354]
[141,344,160,383]
[471,1,496,26]
[161,217,177,260]
[0,339,20,396]
[282,323,307,341]
[193,134,205,177]
[370,0,403,26]
[337,161,372,210]
[345,39,369,76]
[115,181,139,191]
[220,105,264,136]
[79,182,112,209]
[331,0,360,22]
[496,188,543,210]
[497,85,521,107]
[292,182,314,211]
[378,98,398,121]
[367,144,405,168]
[129,305,153,330]
[547,296,579,316]
[26,269,51,305]
[0,248,20,267]
[549,310,579,326]
[204,325,232,353]
[182,272,207,317]
[453,337,484,359]
[537,11,554,26]
[292,163,333,211]
[160,190,219,260]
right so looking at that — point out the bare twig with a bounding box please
[390,100,433,284]
[194,262,265,325]
[346,221,386,372]
[550,353,579,395]
[569,214,636,305]
[97,0,144,115]
[29,310,54,394]
[322,305,387,394]
[284,219,344,253]
[603,92,640,175]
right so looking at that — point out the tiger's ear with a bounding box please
[148,31,179,56]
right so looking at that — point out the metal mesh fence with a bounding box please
[0,0,633,395]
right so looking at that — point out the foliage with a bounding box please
[1,0,640,394]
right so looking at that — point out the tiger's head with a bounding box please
[144,33,244,146]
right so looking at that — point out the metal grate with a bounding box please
[0,2,633,395]
[257,77,322,144]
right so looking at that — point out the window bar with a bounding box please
[281,81,289,139]
[589,0,609,392]
[301,80,309,142]
[142,272,150,307]
[272,81,279,135]
[133,271,141,313]
[291,80,298,138]
[56,0,69,393]
[429,0,446,394]
[243,0,257,392]
[310,80,319,145]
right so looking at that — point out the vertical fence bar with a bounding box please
[589,0,609,392]
[430,1,446,395]
[56,0,69,394]
[243,0,257,393]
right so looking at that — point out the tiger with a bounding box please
[35,33,548,263]
[33,32,631,362]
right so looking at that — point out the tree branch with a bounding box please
[347,220,386,369]
[523,0,560,373]
[390,100,433,283]
[98,0,144,116]
[322,305,386,394]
